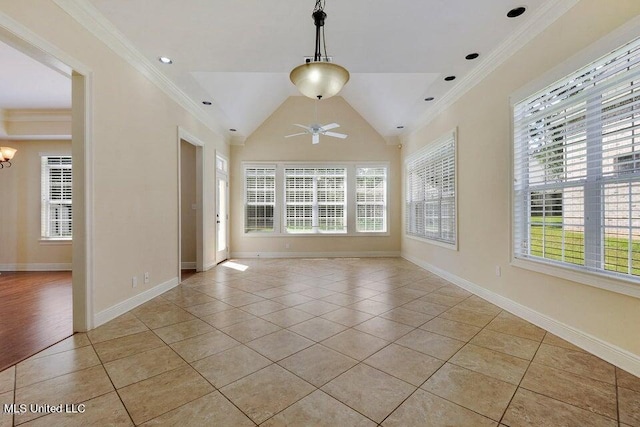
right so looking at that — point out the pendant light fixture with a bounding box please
[289,0,349,100]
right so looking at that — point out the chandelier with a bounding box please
[289,0,349,100]
[0,147,16,169]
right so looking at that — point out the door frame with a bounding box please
[177,127,205,281]
[215,152,230,264]
[0,13,94,331]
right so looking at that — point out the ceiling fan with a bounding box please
[285,99,348,144]
[285,122,347,144]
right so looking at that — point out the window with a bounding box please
[244,166,276,233]
[243,162,388,235]
[405,130,457,246]
[513,37,640,282]
[284,167,346,234]
[356,167,387,232]
[41,155,72,239]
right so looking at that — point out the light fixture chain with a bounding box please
[322,25,328,61]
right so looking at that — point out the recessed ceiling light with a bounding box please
[202,101,212,105]
[425,97,435,101]
[158,56,173,64]
[465,53,479,60]
[444,76,456,81]
[229,128,237,132]
[397,126,404,129]
[507,6,526,18]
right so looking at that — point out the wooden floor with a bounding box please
[0,271,72,372]
[181,269,197,281]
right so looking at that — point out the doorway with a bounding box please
[180,140,198,279]
[216,154,229,264]
[177,128,205,282]
[0,17,92,370]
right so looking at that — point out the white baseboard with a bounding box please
[0,263,72,271]
[402,253,640,377]
[181,262,196,269]
[204,262,217,271]
[230,251,401,259]
[93,277,179,327]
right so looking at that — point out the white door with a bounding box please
[216,164,229,264]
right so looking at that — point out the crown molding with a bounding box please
[407,0,579,137]
[4,134,71,141]
[5,109,71,122]
[53,0,228,143]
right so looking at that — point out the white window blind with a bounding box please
[244,166,276,233]
[356,167,387,232]
[41,155,72,239]
[285,167,346,234]
[405,131,457,245]
[514,37,640,282]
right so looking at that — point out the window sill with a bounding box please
[511,257,640,299]
[39,239,72,246]
[243,232,391,238]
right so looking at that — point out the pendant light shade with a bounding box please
[290,61,349,100]
[290,1,349,100]
[0,146,17,169]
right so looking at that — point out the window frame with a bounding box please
[40,154,73,241]
[404,129,458,250]
[355,166,388,233]
[243,163,279,234]
[242,161,390,237]
[283,166,348,235]
[510,30,640,299]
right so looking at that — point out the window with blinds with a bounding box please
[41,155,72,239]
[285,167,346,234]
[513,37,640,282]
[244,166,276,233]
[405,130,457,246]
[356,167,387,232]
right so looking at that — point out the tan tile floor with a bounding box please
[1,257,639,426]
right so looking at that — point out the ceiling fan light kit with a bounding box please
[289,0,350,100]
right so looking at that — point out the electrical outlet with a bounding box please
[132,276,138,288]
[144,272,150,284]
[495,266,501,277]
[285,243,290,249]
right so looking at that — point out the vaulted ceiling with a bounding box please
[1,1,567,141]
[85,0,559,140]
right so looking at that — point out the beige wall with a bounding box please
[230,96,401,256]
[0,0,228,314]
[0,139,72,267]
[180,140,196,264]
[402,0,640,357]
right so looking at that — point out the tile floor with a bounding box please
[0,258,639,426]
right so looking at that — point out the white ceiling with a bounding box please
[91,0,544,136]
[85,0,548,139]
[0,40,71,110]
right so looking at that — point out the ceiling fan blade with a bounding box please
[321,123,340,131]
[285,132,307,138]
[293,124,311,130]
[312,134,320,144]
[324,131,348,139]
